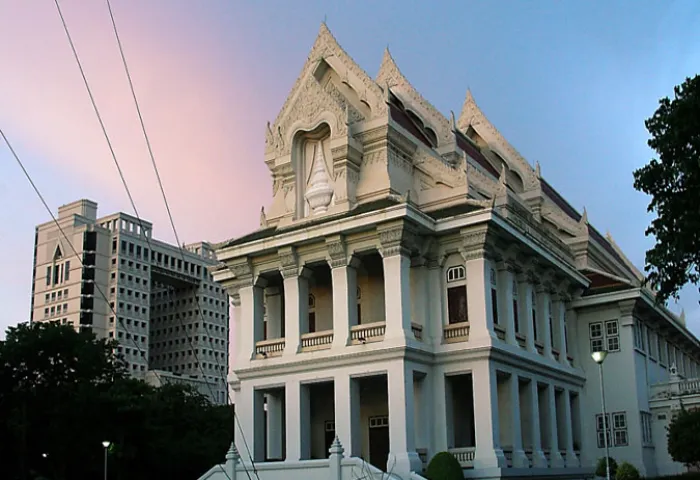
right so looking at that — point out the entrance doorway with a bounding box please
[368,415,389,471]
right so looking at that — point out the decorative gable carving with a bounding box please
[376,48,453,147]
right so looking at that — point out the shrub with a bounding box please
[668,407,700,470]
[616,462,640,480]
[596,457,618,478]
[426,451,463,480]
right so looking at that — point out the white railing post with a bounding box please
[329,436,344,480]
[226,443,240,480]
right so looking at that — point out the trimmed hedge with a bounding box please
[425,451,463,480]
[616,462,640,480]
[596,457,618,478]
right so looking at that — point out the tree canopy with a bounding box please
[667,407,700,470]
[633,74,700,303]
[0,322,233,480]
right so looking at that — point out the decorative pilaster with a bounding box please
[554,290,571,366]
[279,247,309,355]
[426,254,446,347]
[233,258,265,362]
[517,271,537,354]
[497,259,518,346]
[537,282,555,359]
[460,226,499,342]
[327,235,360,348]
[331,143,362,209]
[379,224,415,343]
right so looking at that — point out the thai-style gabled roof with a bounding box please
[457,90,539,190]
[376,48,453,147]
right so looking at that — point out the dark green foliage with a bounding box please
[645,474,700,480]
[0,322,233,480]
[667,407,700,470]
[425,451,463,480]
[633,74,700,303]
[596,457,618,478]
[616,462,640,480]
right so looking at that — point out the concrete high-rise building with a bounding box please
[30,199,230,404]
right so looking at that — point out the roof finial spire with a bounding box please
[580,207,588,225]
[535,160,541,178]
[450,110,457,132]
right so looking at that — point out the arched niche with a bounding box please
[292,122,335,219]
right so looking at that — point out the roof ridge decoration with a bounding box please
[605,230,645,282]
[457,90,539,190]
[265,23,386,156]
[375,47,453,147]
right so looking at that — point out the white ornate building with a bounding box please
[201,24,700,480]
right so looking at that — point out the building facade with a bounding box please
[30,199,230,404]
[204,24,700,480]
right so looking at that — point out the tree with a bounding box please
[667,407,700,470]
[0,322,233,480]
[633,74,700,303]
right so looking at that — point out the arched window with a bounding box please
[490,269,499,325]
[446,265,467,324]
[356,287,362,325]
[308,294,316,333]
[446,266,466,283]
[512,280,519,334]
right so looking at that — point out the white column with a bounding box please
[411,257,429,341]
[231,292,243,362]
[285,379,310,461]
[334,373,360,457]
[547,385,564,468]
[464,256,496,342]
[266,392,284,460]
[427,260,444,348]
[382,251,412,343]
[331,259,358,349]
[432,370,448,454]
[563,389,579,467]
[518,276,536,354]
[556,297,570,366]
[266,287,283,338]
[236,383,264,462]
[239,285,264,362]
[527,380,548,468]
[539,289,554,359]
[387,362,422,475]
[498,265,517,345]
[472,360,507,468]
[509,374,529,468]
[283,269,310,356]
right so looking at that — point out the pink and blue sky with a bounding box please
[1,0,699,337]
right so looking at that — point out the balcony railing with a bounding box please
[300,330,333,351]
[448,447,475,468]
[350,322,385,344]
[411,323,423,341]
[650,377,700,399]
[443,322,469,343]
[255,338,285,358]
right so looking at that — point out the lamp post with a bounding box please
[592,350,610,480]
[102,441,111,480]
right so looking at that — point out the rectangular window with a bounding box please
[612,412,628,446]
[447,286,468,324]
[605,320,620,352]
[53,265,60,285]
[641,412,653,445]
[308,311,316,333]
[595,413,611,449]
[46,266,52,286]
[64,261,70,281]
[112,238,117,253]
[590,320,620,353]
[590,322,604,353]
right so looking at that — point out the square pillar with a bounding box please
[471,361,507,469]
[509,374,529,468]
[381,251,412,343]
[460,228,498,342]
[282,268,310,356]
[427,259,444,347]
[239,285,264,362]
[498,264,518,345]
[387,362,422,475]
[538,288,554,359]
[517,276,537,354]
[411,257,429,340]
[563,389,579,467]
[236,383,265,462]
[432,371,449,454]
[330,258,358,348]
[526,380,548,468]
[546,385,565,468]
[334,373,360,457]
[266,392,284,460]
[285,380,310,461]
[555,296,570,366]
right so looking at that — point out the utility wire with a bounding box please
[103,2,261,478]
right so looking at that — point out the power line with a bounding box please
[102,3,262,477]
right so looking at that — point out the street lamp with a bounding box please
[592,350,610,480]
[102,441,111,480]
